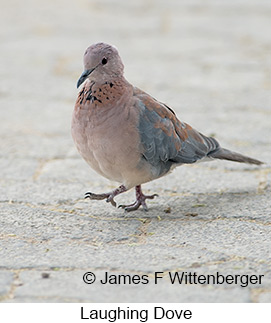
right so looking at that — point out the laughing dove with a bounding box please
[71,42,263,212]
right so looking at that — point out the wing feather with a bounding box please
[134,88,219,176]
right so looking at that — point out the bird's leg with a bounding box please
[85,184,127,207]
[119,185,158,212]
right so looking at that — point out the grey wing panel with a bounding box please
[137,102,181,176]
[136,99,220,177]
[174,131,220,164]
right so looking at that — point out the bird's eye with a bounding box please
[102,58,108,65]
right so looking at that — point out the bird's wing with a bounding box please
[134,88,219,174]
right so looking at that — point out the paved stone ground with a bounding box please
[0,0,271,302]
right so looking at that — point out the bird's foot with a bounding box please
[119,185,158,212]
[85,185,127,207]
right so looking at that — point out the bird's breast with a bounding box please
[71,85,152,186]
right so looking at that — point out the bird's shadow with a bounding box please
[119,188,268,222]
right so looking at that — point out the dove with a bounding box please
[71,42,263,212]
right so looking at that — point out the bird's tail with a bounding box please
[208,147,263,165]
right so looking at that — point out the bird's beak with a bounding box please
[77,68,95,88]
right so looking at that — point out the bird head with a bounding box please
[77,42,124,88]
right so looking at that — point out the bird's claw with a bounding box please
[85,191,108,200]
[84,185,127,208]
[118,193,158,212]
[84,186,157,212]
[85,191,116,207]
[106,195,117,207]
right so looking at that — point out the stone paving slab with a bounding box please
[10,270,252,303]
[0,0,271,303]
[0,271,13,300]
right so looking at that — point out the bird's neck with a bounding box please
[76,77,132,109]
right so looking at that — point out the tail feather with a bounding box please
[208,148,263,165]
